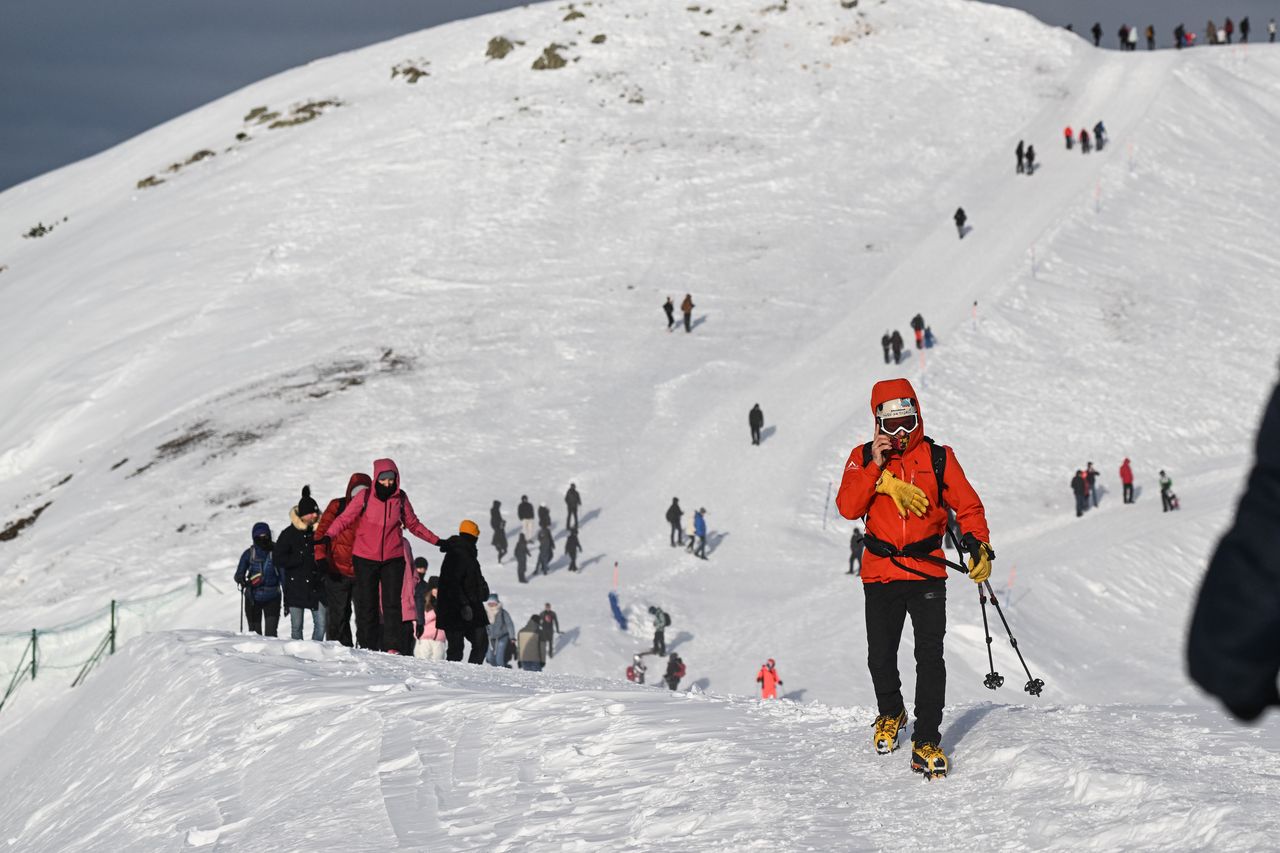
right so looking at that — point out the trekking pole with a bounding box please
[237,585,244,633]
[981,580,1044,696]
[822,482,831,530]
[944,522,1005,691]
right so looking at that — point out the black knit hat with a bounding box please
[298,485,320,517]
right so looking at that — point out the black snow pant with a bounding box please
[1162,490,1174,512]
[882,346,891,364]
[566,504,579,529]
[695,535,707,559]
[666,677,680,691]
[849,552,863,575]
[540,632,555,660]
[892,345,903,363]
[245,595,281,637]
[670,521,683,546]
[751,425,761,445]
[517,555,528,583]
[654,629,666,655]
[1123,483,1134,504]
[353,556,407,653]
[324,573,355,646]
[402,624,416,657]
[683,312,692,333]
[864,578,947,746]
[447,626,488,663]
[1075,492,1089,517]
[567,551,578,572]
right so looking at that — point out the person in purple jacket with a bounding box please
[322,458,440,653]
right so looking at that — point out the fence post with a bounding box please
[110,600,117,655]
[30,629,38,681]
[197,574,204,597]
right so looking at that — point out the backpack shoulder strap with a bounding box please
[923,436,948,509]
[861,441,873,468]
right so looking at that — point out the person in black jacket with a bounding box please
[275,486,326,641]
[890,330,904,364]
[539,602,561,659]
[436,520,490,663]
[666,498,684,546]
[565,483,581,530]
[1016,140,1025,174]
[1091,21,1102,47]
[1188,381,1280,721]
[954,207,967,239]
[1025,144,1036,175]
[565,527,582,572]
[536,527,555,575]
[848,526,865,576]
[514,532,531,583]
[490,500,507,562]
[517,495,535,540]
[665,653,686,691]
[880,332,892,365]
[663,296,676,332]
[749,404,764,445]
[1071,470,1088,518]
[537,503,552,532]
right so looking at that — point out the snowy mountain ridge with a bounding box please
[1,0,1279,847]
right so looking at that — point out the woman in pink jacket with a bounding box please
[323,458,440,653]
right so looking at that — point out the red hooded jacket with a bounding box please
[323,458,440,563]
[1119,459,1134,485]
[835,379,990,584]
[315,473,371,578]
[757,664,782,699]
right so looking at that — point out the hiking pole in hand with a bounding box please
[237,585,244,633]
[978,584,1004,690]
[982,579,1044,697]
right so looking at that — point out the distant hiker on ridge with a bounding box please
[880,331,892,364]
[1025,144,1036,175]
[565,527,582,572]
[1071,469,1088,518]
[565,483,582,530]
[517,495,535,540]
[1064,126,1074,150]
[849,526,864,575]
[1119,457,1135,504]
[235,522,282,637]
[663,296,676,332]
[910,313,925,349]
[1091,21,1102,47]
[536,526,555,575]
[757,659,783,699]
[514,531,531,583]
[490,499,508,562]
[749,403,765,445]
[539,602,561,659]
[681,293,695,333]
[666,497,684,546]
[1016,139,1025,174]
[1085,462,1101,508]
[890,330,904,364]
[954,207,967,239]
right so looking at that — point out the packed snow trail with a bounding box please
[1,633,1276,852]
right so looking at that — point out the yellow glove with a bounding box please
[875,470,929,518]
[968,542,993,584]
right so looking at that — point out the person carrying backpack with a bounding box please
[693,508,708,559]
[910,313,926,349]
[757,659,783,699]
[565,527,582,572]
[649,605,671,655]
[666,498,684,546]
[275,485,325,641]
[321,459,441,654]
[665,653,686,690]
[536,527,555,575]
[436,520,490,663]
[235,522,282,637]
[681,293,695,333]
[835,378,993,779]
[539,602,561,659]
[315,472,371,647]
[484,594,516,667]
[517,616,546,671]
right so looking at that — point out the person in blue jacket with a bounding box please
[235,522,282,636]
[693,508,708,559]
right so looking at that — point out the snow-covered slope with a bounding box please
[3,632,1277,851]
[2,0,1279,845]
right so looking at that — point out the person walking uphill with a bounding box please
[757,659,783,699]
[517,495,535,540]
[666,498,684,547]
[484,594,516,667]
[681,294,695,333]
[953,207,967,239]
[565,483,582,530]
[835,378,994,779]
[880,331,892,365]
[275,485,326,641]
[436,520,491,663]
[663,296,676,332]
[321,459,440,654]
[1071,470,1088,517]
[1119,458,1135,504]
[235,522,282,637]
[490,500,508,563]
[749,404,765,445]
[316,472,371,647]
[890,330,904,365]
[514,532,531,583]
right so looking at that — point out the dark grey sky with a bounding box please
[1,1,1275,191]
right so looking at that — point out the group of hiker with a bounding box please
[1069,459,1178,517]
[665,498,710,559]
[662,294,697,333]
[232,459,573,671]
[625,605,687,689]
[880,314,934,364]
[1063,121,1107,154]
[493,485,585,583]
[1083,19,1275,49]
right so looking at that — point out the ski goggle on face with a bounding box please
[877,414,918,435]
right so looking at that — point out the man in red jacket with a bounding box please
[315,472,371,647]
[836,378,993,778]
[1119,458,1135,504]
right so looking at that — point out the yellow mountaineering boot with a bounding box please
[872,710,908,755]
[911,741,949,779]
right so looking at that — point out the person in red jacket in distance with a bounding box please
[835,378,994,779]
[757,659,783,699]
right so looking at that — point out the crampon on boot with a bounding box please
[872,710,908,755]
[911,741,948,779]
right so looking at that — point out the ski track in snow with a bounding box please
[1,0,1279,848]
